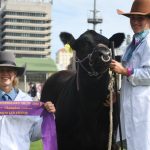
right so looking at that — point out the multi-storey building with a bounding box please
[56,48,74,70]
[0,0,52,58]
[0,0,57,94]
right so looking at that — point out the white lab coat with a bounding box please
[118,32,150,150]
[0,89,42,150]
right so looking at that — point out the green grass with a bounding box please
[30,140,127,150]
[30,140,43,150]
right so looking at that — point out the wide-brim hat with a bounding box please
[117,0,150,17]
[0,51,26,76]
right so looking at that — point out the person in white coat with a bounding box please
[0,51,56,150]
[110,0,150,149]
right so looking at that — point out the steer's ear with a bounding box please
[60,32,75,49]
[108,33,125,48]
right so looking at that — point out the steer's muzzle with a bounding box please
[101,53,111,62]
[96,44,111,63]
[89,43,111,65]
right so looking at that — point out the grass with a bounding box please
[30,140,127,150]
[30,140,43,150]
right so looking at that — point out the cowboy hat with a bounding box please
[0,51,26,76]
[117,0,150,17]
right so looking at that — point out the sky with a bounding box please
[51,0,133,59]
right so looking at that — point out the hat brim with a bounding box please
[0,64,26,76]
[117,9,150,17]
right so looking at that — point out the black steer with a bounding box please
[40,30,125,150]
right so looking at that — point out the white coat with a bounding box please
[0,89,42,150]
[118,32,150,150]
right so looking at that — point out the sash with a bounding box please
[0,101,58,150]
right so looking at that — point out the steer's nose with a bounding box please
[100,49,110,56]
[99,48,111,62]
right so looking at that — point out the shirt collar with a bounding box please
[133,30,149,46]
[0,88,17,101]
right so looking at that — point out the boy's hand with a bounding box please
[44,101,56,113]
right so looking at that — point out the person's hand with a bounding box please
[110,59,128,75]
[44,101,56,113]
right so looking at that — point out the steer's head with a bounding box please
[60,30,125,77]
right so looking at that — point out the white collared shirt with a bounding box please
[0,89,42,150]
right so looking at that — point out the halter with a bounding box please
[76,43,111,79]
[75,44,111,91]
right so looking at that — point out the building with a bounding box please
[56,48,74,70]
[0,0,52,58]
[0,0,57,95]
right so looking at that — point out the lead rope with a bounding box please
[108,74,114,150]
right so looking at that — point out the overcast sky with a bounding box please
[51,0,133,59]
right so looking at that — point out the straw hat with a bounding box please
[0,51,26,76]
[117,0,150,17]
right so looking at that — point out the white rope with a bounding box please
[108,74,114,150]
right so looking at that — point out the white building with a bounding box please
[0,0,52,58]
[56,48,73,70]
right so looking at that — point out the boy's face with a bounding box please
[130,15,150,33]
[0,67,17,90]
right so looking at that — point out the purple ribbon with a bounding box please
[0,101,58,150]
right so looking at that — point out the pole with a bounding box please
[93,0,96,30]
[72,51,76,71]
[24,74,27,92]
[111,41,123,150]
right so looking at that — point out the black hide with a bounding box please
[40,30,125,150]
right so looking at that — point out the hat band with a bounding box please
[0,60,16,66]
